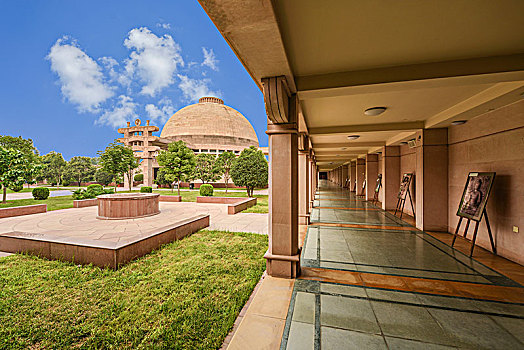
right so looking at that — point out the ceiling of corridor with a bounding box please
[199,0,524,170]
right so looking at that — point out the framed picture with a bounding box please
[457,172,496,221]
[375,174,382,193]
[397,173,413,199]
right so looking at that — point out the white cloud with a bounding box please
[47,37,114,112]
[201,47,218,71]
[145,98,175,123]
[97,95,137,128]
[123,27,183,96]
[177,75,220,102]
[156,23,171,29]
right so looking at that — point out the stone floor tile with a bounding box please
[428,308,524,349]
[320,294,381,334]
[385,337,458,349]
[371,301,457,346]
[320,283,367,298]
[227,313,285,350]
[291,292,315,324]
[285,321,314,350]
[321,327,387,350]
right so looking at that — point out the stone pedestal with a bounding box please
[381,146,400,210]
[265,123,300,278]
[366,154,378,200]
[416,129,448,231]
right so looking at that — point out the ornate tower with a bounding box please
[117,118,160,187]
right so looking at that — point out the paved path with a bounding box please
[5,189,73,200]
[0,201,267,258]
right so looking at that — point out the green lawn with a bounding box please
[0,196,74,211]
[0,230,268,349]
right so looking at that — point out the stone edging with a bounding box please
[0,204,47,219]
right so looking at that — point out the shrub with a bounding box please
[87,184,103,192]
[62,180,71,187]
[199,184,214,196]
[32,187,50,200]
[72,184,110,200]
[134,174,144,181]
[9,184,23,192]
[140,186,152,193]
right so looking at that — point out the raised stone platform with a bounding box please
[0,204,209,269]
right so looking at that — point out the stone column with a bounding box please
[415,129,448,231]
[265,123,300,278]
[298,150,310,224]
[342,164,348,188]
[356,159,366,195]
[381,146,400,210]
[350,161,357,192]
[143,158,154,187]
[365,154,378,200]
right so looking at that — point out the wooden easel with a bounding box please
[394,185,415,220]
[451,208,496,257]
[372,176,382,205]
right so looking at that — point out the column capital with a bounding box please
[266,123,298,135]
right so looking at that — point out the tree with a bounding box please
[0,135,40,187]
[231,146,268,197]
[41,151,67,188]
[95,169,113,186]
[194,153,221,184]
[0,147,34,203]
[156,140,195,196]
[155,168,177,192]
[64,156,96,185]
[215,151,236,193]
[98,141,138,191]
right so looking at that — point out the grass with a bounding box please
[0,196,73,211]
[0,230,268,350]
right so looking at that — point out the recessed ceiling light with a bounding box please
[364,107,387,116]
[347,135,360,140]
[451,120,467,126]
[341,147,347,150]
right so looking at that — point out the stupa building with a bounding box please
[160,96,259,155]
[118,97,259,187]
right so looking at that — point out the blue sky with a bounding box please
[0,0,267,159]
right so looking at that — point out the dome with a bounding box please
[160,97,259,149]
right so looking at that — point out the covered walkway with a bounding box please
[280,180,524,349]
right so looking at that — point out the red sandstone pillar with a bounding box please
[265,122,300,278]
[356,159,366,194]
[365,154,379,200]
[381,146,400,210]
[298,150,310,224]
[415,129,448,231]
[350,161,356,192]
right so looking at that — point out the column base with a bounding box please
[264,250,301,278]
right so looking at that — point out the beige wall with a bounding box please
[399,145,417,216]
[448,100,524,265]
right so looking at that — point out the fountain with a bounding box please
[97,193,160,220]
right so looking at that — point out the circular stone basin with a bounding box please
[97,193,160,220]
